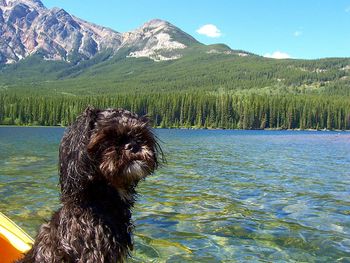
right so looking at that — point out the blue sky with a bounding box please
[41,0,350,59]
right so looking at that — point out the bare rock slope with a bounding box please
[0,0,199,64]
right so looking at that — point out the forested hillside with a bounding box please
[0,47,349,130]
[1,51,349,95]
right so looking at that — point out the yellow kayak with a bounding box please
[0,212,33,263]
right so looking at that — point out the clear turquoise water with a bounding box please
[0,127,349,262]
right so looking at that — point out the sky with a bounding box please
[41,0,350,60]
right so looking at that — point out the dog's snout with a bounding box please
[124,142,140,153]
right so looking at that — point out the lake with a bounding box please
[0,127,349,262]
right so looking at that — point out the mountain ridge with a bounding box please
[0,0,349,98]
[0,0,225,64]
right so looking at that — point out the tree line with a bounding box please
[0,92,349,130]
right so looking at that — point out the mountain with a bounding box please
[0,0,214,64]
[122,19,200,61]
[0,0,349,130]
[0,0,348,98]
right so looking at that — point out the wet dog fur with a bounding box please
[17,107,161,263]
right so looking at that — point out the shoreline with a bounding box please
[0,125,349,132]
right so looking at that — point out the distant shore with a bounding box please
[0,125,349,132]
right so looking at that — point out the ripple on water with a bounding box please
[1,128,350,262]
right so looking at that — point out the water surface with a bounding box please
[0,127,349,262]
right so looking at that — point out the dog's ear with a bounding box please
[83,106,99,118]
[83,106,99,130]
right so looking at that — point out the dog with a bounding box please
[17,107,161,263]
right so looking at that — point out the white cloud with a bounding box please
[264,51,291,59]
[196,24,222,38]
[294,30,302,37]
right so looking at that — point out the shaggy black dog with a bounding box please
[17,107,161,263]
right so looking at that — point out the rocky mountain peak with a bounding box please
[0,0,122,64]
[141,19,170,29]
[122,18,199,61]
[0,1,206,64]
[1,0,44,9]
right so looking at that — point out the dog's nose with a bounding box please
[124,142,140,153]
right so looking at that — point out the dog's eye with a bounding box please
[118,136,130,145]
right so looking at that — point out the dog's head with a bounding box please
[59,107,161,199]
[87,108,160,187]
